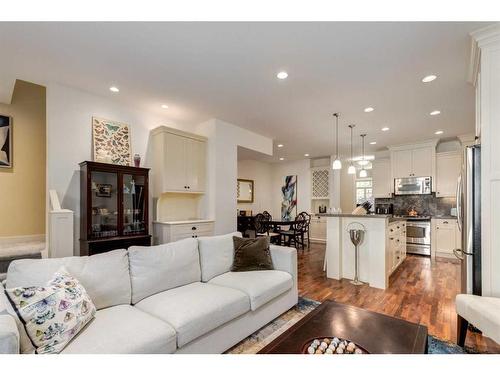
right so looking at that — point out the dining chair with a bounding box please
[298,211,311,248]
[254,213,281,244]
[280,213,307,250]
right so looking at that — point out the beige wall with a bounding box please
[0,80,46,237]
[237,159,273,215]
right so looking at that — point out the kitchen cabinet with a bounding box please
[389,140,438,190]
[309,215,327,242]
[151,126,207,196]
[387,221,406,274]
[436,152,461,197]
[431,218,461,258]
[372,158,392,198]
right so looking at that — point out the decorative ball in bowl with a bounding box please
[302,337,368,354]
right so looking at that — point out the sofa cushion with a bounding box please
[5,267,97,354]
[6,249,131,310]
[62,305,177,354]
[198,232,242,282]
[128,238,200,304]
[135,282,250,348]
[208,270,293,311]
[456,294,500,344]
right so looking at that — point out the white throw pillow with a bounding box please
[4,267,96,354]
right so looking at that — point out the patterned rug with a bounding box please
[226,297,482,354]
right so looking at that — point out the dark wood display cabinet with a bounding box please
[80,161,151,256]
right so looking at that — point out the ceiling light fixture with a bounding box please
[364,107,374,113]
[370,141,377,145]
[109,86,119,92]
[430,110,441,116]
[359,134,368,178]
[304,153,310,157]
[382,127,390,131]
[277,71,288,80]
[347,124,356,175]
[331,113,342,170]
[435,130,444,135]
[277,144,284,148]
[422,75,437,83]
[161,104,169,109]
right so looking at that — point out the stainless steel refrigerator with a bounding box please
[454,144,481,295]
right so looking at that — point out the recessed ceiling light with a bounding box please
[161,104,169,109]
[277,144,284,148]
[304,153,310,157]
[422,75,437,83]
[364,107,374,113]
[369,141,377,145]
[435,130,444,135]
[109,86,119,93]
[277,71,288,80]
[430,110,441,116]
[381,127,390,131]
[279,157,285,161]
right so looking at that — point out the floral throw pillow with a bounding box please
[4,267,96,354]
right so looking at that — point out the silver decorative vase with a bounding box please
[348,228,365,286]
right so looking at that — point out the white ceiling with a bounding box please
[0,22,489,162]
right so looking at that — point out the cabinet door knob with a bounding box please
[443,221,448,224]
[390,237,394,240]
[192,226,197,230]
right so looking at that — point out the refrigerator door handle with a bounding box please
[456,174,462,233]
[453,248,464,260]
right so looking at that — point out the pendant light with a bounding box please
[347,124,356,174]
[359,134,368,178]
[332,113,342,170]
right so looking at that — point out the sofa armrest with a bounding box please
[270,245,297,286]
[0,314,20,354]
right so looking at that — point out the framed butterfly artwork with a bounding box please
[92,117,132,166]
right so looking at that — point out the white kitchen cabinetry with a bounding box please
[309,215,327,242]
[435,152,461,197]
[389,140,438,190]
[431,218,460,259]
[153,220,215,245]
[151,126,207,196]
[387,221,406,274]
[372,158,392,198]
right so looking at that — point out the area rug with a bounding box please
[226,297,484,354]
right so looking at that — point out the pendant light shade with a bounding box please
[359,133,367,178]
[332,113,342,170]
[347,124,356,174]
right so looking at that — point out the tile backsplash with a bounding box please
[375,194,456,216]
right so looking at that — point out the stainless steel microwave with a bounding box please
[394,176,432,195]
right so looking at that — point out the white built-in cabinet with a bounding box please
[431,218,461,259]
[387,221,406,274]
[372,158,392,198]
[309,215,327,242]
[389,140,438,192]
[151,126,207,195]
[435,152,461,197]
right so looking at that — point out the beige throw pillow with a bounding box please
[4,267,96,354]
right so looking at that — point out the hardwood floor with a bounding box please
[297,242,500,353]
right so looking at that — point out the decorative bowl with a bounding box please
[302,336,369,354]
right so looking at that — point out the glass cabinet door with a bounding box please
[90,171,118,239]
[122,174,147,236]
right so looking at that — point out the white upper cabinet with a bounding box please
[372,158,392,198]
[389,140,438,191]
[436,151,461,197]
[151,126,207,196]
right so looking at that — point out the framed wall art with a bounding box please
[92,117,131,166]
[0,115,12,168]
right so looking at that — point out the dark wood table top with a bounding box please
[258,300,428,354]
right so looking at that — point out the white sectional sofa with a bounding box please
[0,232,298,354]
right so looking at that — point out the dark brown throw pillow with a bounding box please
[231,236,274,272]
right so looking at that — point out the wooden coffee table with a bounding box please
[258,300,428,354]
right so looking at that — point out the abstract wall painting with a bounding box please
[281,175,297,221]
[92,117,131,166]
[0,115,12,168]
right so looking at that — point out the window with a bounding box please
[356,178,373,204]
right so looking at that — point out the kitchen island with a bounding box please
[321,214,406,290]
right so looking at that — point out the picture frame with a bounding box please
[95,183,112,198]
[237,179,254,203]
[92,117,132,166]
[0,115,12,168]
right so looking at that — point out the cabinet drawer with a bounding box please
[170,222,214,235]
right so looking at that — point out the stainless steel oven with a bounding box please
[406,219,431,256]
[394,176,432,195]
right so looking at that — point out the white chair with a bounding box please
[455,294,500,346]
